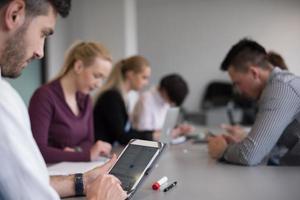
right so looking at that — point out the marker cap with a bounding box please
[152,183,160,190]
[152,176,168,190]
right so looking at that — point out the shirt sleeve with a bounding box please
[0,81,59,199]
[223,81,300,165]
[29,88,90,163]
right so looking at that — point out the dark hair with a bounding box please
[267,51,288,70]
[0,0,71,18]
[159,74,189,106]
[220,38,270,72]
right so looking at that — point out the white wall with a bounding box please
[137,0,300,111]
[47,0,300,112]
[47,16,72,79]
[47,0,136,79]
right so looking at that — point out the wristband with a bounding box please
[74,173,84,196]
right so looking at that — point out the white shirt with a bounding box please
[0,71,59,199]
[127,90,140,115]
[132,87,170,131]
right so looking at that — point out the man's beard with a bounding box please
[0,25,28,78]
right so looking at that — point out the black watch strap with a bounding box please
[74,173,84,196]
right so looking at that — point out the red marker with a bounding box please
[152,176,168,190]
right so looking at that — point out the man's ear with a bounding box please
[249,65,260,80]
[74,60,84,74]
[4,0,26,31]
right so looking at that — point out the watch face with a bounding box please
[75,173,84,196]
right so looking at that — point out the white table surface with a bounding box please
[64,140,300,200]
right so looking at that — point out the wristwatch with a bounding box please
[74,173,84,196]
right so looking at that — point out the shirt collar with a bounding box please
[258,67,281,105]
[268,67,281,83]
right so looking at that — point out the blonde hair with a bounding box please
[99,55,150,97]
[57,41,112,78]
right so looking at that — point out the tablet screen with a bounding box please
[109,144,159,192]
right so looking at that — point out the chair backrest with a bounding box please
[199,81,258,126]
[201,81,234,110]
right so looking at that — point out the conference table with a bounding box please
[64,137,300,200]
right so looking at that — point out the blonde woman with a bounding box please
[94,55,159,145]
[29,42,113,163]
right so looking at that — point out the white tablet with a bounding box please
[109,139,165,199]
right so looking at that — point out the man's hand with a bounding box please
[223,134,240,144]
[207,135,228,159]
[84,155,127,200]
[177,123,195,134]
[50,156,117,198]
[171,123,195,138]
[84,154,117,191]
[90,140,112,161]
[86,175,127,200]
[221,124,247,142]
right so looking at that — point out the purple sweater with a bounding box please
[29,79,94,163]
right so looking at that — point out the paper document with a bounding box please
[48,157,108,176]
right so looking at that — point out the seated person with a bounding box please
[29,42,112,163]
[221,51,289,137]
[208,38,300,166]
[94,55,160,145]
[0,1,126,199]
[132,73,193,135]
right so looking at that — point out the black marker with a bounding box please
[163,181,177,192]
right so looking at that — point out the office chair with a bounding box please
[200,81,257,126]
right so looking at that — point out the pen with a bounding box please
[163,181,177,192]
